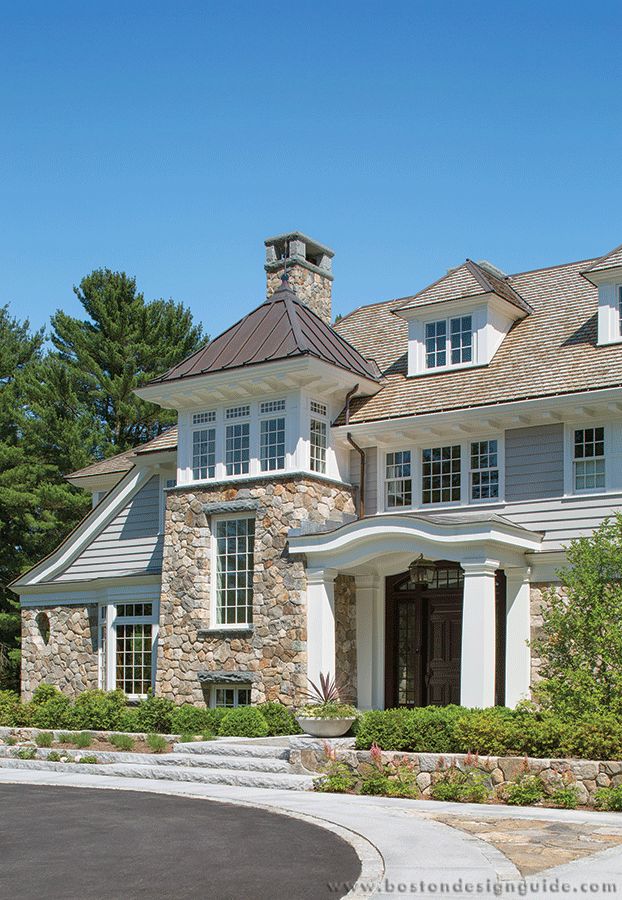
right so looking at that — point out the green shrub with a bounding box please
[0,690,20,726]
[135,695,175,734]
[596,786,622,811]
[550,786,580,809]
[72,690,127,731]
[32,684,61,704]
[356,706,463,753]
[31,693,74,730]
[171,705,215,736]
[430,766,490,803]
[116,707,140,733]
[35,731,53,748]
[146,733,168,753]
[76,755,98,764]
[58,732,76,745]
[47,751,61,762]
[218,707,269,738]
[314,760,358,794]
[505,774,545,806]
[258,702,302,736]
[109,733,134,751]
[360,771,391,795]
[74,732,92,749]
[13,747,37,759]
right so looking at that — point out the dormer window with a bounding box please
[424,315,473,370]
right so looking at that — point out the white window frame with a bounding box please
[209,684,252,708]
[99,600,159,700]
[571,425,606,494]
[191,424,217,482]
[385,449,413,508]
[309,400,329,475]
[258,400,286,473]
[421,443,463,506]
[424,314,474,372]
[469,439,500,502]
[225,414,251,477]
[210,514,256,629]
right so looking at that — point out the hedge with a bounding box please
[0,687,301,738]
[355,705,622,760]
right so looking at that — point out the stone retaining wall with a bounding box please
[295,742,620,807]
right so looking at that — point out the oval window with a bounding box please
[36,612,50,646]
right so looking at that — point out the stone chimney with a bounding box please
[264,231,334,324]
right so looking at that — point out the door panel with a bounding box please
[425,594,462,706]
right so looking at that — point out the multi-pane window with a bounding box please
[192,428,216,480]
[225,422,250,475]
[385,450,412,507]
[425,317,473,369]
[115,623,152,696]
[192,410,216,425]
[470,440,499,501]
[225,405,250,420]
[260,399,285,414]
[310,419,327,474]
[98,602,157,696]
[215,517,255,625]
[450,316,472,364]
[422,445,461,504]
[574,427,605,491]
[260,417,285,471]
[212,685,251,708]
[425,320,447,368]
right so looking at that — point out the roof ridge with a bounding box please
[283,293,309,353]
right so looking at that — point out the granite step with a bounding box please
[172,741,291,760]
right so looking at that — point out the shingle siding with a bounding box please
[505,424,564,502]
[54,476,163,582]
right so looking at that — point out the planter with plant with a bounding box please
[296,673,358,738]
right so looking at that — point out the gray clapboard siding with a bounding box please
[501,493,622,550]
[55,475,163,582]
[349,447,378,516]
[505,424,564,501]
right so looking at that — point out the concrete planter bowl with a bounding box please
[296,717,357,738]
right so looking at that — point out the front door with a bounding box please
[385,565,463,708]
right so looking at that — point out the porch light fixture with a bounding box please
[408,554,436,586]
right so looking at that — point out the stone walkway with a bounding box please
[3,768,622,897]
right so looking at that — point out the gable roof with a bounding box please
[67,427,178,480]
[581,242,622,278]
[334,256,622,424]
[147,279,381,386]
[394,259,531,315]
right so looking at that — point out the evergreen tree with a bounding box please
[50,269,204,452]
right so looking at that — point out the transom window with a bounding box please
[192,410,216,425]
[385,450,412,507]
[215,517,255,625]
[310,418,327,474]
[470,440,499,501]
[310,400,327,416]
[574,427,605,491]
[425,316,473,369]
[260,399,285,414]
[225,422,250,475]
[422,445,461,504]
[260,417,285,471]
[212,685,251,708]
[193,427,216,480]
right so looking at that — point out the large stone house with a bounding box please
[12,232,622,711]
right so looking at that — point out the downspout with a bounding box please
[345,385,365,519]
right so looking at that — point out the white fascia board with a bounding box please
[18,575,162,606]
[394,292,528,324]
[13,466,155,589]
[582,264,622,287]
[134,358,380,410]
[65,471,129,492]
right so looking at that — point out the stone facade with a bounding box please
[21,605,99,700]
[529,582,562,686]
[156,474,356,706]
[334,574,357,705]
[266,264,332,324]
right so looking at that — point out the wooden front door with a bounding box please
[385,565,463,708]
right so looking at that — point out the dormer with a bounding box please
[581,243,622,346]
[393,259,531,377]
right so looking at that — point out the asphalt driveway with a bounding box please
[0,784,360,899]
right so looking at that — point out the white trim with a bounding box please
[209,684,252,708]
[209,512,256,629]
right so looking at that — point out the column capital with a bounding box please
[306,567,338,586]
[461,559,500,577]
[504,566,532,586]
[354,574,382,591]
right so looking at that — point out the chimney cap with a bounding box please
[264,230,334,258]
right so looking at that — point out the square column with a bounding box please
[460,561,498,708]
[505,567,532,708]
[355,575,382,710]
[306,567,337,687]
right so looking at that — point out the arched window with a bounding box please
[36,612,51,646]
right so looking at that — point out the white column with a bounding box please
[460,561,498,708]
[306,567,337,687]
[505,568,532,708]
[355,575,381,710]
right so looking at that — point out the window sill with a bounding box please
[197,626,254,639]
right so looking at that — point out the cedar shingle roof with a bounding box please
[582,242,622,276]
[394,259,531,315]
[67,427,178,479]
[148,279,381,385]
[334,256,622,424]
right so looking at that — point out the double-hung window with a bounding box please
[574,427,605,491]
[259,400,286,472]
[470,440,499,501]
[99,602,158,698]
[422,445,461,504]
[191,411,216,481]
[225,406,250,476]
[310,401,328,474]
[385,450,412,507]
[214,517,255,626]
[425,316,472,369]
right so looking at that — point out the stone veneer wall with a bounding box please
[266,265,332,324]
[156,475,356,706]
[21,605,99,700]
[334,574,357,705]
[529,582,563,687]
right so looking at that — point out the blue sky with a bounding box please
[1,1,621,339]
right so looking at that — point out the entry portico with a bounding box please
[290,513,542,711]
